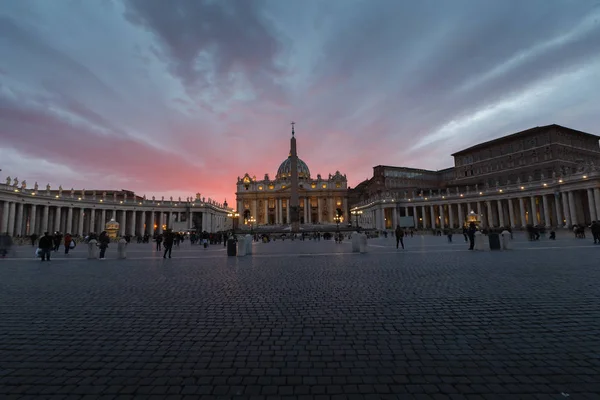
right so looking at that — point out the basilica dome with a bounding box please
[276,156,311,180]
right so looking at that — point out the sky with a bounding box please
[1,0,600,204]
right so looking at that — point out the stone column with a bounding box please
[568,191,577,226]
[77,208,84,236]
[457,203,464,228]
[278,198,283,224]
[497,200,504,227]
[304,198,308,223]
[486,201,493,227]
[594,188,600,221]
[542,195,551,227]
[54,206,62,233]
[328,197,334,223]
[41,205,49,233]
[29,204,37,236]
[412,206,418,228]
[307,198,312,224]
[448,204,454,228]
[529,196,538,225]
[251,200,257,220]
[100,209,106,232]
[89,209,95,233]
[7,202,16,236]
[518,198,526,226]
[440,205,445,229]
[317,197,322,223]
[561,193,571,227]
[286,200,290,224]
[392,206,398,228]
[554,194,563,227]
[1,202,9,233]
[477,202,483,227]
[64,207,73,233]
[421,205,427,229]
[130,210,136,236]
[264,201,268,224]
[158,211,164,233]
[587,189,597,222]
[508,199,516,228]
[429,205,436,229]
[15,203,24,236]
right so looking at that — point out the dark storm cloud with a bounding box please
[123,0,287,102]
[1,0,599,200]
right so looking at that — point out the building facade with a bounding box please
[0,182,230,237]
[350,124,600,230]
[235,132,349,229]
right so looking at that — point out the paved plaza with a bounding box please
[1,233,599,399]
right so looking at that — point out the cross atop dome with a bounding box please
[291,121,295,137]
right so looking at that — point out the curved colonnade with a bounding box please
[353,169,600,231]
[0,184,230,237]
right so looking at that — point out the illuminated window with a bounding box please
[258,186,263,190]
[322,184,327,189]
[269,185,274,190]
[311,183,317,189]
[282,185,286,189]
[336,183,341,188]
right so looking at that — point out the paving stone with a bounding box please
[1,237,599,397]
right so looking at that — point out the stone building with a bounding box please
[349,124,600,230]
[0,182,229,237]
[235,128,349,228]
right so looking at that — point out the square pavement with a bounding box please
[1,232,599,399]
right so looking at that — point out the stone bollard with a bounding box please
[117,238,127,259]
[245,234,252,255]
[501,230,512,250]
[351,232,361,253]
[474,231,486,251]
[237,235,247,257]
[359,233,368,253]
[88,239,99,259]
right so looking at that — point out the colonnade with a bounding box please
[0,200,229,237]
[355,186,600,231]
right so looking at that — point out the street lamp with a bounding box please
[334,215,341,231]
[248,216,256,234]
[227,211,239,233]
[351,209,363,229]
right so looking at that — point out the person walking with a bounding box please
[98,231,110,260]
[155,234,163,251]
[64,233,73,255]
[38,232,53,261]
[163,229,174,258]
[395,224,404,249]
[30,233,38,247]
[467,222,477,250]
[591,221,600,244]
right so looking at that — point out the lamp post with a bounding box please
[248,216,256,235]
[334,215,341,232]
[227,211,239,234]
[351,209,363,229]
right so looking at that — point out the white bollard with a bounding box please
[351,232,360,253]
[237,235,247,257]
[245,234,252,255]
[501,230,512,250]
[474,231,486,251]
[117,238,127,259]
[88,239,99,259]
[359,233,368,253]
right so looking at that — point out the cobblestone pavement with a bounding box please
[1,237,599,399]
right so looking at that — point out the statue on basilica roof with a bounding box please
[5,176,10,185]
[21,180,27,189]
[13,177,18,187]
[34,182,39,191]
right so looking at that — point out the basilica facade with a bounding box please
[235,135,348,228]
